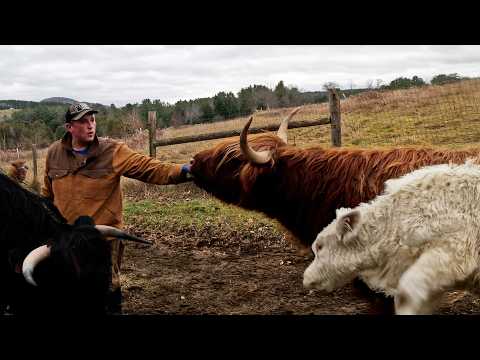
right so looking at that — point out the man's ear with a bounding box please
[336,210,361,241]
[65,123,71,132]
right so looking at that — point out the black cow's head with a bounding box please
[17,216,150,314]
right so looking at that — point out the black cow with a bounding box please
[0,171,150,315]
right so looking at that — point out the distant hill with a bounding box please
[41,97,77,105]
[40,97,106,109]
[0,98,106,110]
[0,100,40,110]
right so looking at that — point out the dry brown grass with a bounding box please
[336,79,480,148]
[158,104,329,140]
[0,108,18,120]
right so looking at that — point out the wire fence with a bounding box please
[339,79,480,147]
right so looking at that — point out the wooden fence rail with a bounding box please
[148,88,342,157]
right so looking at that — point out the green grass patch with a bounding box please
[124,197,281,232]
[125,198,221,226]
[123,195,289,251]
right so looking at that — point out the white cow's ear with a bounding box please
[336,210,361,241]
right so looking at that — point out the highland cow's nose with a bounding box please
[303,276,313,289]
[303,268,315,289]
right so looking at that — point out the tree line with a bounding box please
[379,73,469,90]
[139,81,332,128]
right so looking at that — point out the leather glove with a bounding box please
[181,163,193,180]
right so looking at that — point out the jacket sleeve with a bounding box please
[41,150,54,200]
[112,142,187,185]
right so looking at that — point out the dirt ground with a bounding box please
[120,193,480,315]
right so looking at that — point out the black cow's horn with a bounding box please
[277,107,301,144]
[240,116,272,165]
[22,244,51,287]
[95,225,152,244]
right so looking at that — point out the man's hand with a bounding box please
[181,163,191,173]
[181,162,194,180]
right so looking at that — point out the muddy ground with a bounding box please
[120,185,480,315]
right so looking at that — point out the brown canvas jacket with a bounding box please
[41,133,186,229]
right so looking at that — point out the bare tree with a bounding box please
[323,82,340,90]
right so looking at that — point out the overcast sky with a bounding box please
[1,45,479,107]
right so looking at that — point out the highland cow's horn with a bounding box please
[276,107,301,144]
[240,116,272,165]
[95,225,152,245]
[22,244,51,287]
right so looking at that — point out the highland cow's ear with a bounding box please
[336,210,361,241]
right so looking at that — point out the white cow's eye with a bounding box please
[316,242,323,252]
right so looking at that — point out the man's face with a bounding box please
[66,113,96,145]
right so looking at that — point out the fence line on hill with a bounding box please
[148,88,341,158]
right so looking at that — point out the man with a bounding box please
[41,102,193,314]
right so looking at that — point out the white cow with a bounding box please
[303,160,480,315]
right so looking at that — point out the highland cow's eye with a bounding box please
[316,242,323,252]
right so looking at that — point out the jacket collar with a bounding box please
[61,132,100,158]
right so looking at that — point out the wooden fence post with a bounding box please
[328,88,342,147]
[32,143,38,179]
[148,111,157,158]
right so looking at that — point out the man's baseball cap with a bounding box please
[65,102,98,122]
